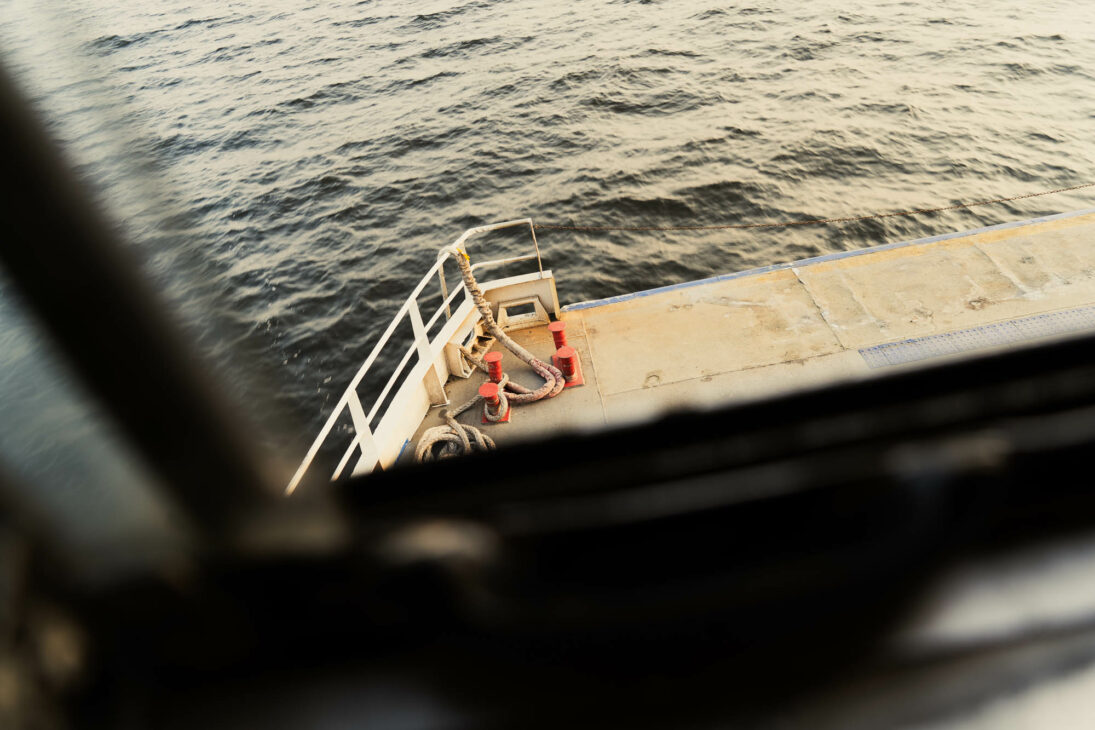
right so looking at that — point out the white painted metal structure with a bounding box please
[285,219,560,495]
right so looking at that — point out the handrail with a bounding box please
[471,252,538,272]
[285,219,540,495]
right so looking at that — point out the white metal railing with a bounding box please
[285,219,543,495]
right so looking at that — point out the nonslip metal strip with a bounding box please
[859,305,1095,369]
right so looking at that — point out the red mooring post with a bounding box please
[553,345,584,388]
[548,320,568,349]
[484,351,504,383]
[478,381,510,423]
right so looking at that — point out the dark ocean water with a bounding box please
[3,0,1095,472]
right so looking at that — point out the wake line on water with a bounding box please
[535,181,1095,232]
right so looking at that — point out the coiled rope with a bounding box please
[533,181,1095,232]
[414,246,565,462]
[415,395,495,463]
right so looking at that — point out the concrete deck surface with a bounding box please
[412,210,1095,454]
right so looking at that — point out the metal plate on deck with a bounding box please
[859,305,1095,369]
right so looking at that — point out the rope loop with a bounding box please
[482,374,510,423]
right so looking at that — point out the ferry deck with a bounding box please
[413,209,1095,455]
[287,208,1095,491]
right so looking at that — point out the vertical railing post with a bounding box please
[345,391,379,474]
[529,221,543,278]
[438,259,452,320]
[409,298,448,405]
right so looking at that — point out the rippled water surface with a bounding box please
[3,0,1095,458]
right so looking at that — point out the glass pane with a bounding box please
[0,275,187,581]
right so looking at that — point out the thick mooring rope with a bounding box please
[415,248,565,462]
[414,394,495,463]
[452,248,565,403]
[532,182,1095,232]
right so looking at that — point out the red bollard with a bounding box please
[479,381,510,423]
[548,320,568,350]
[553,345,585,388]
[484,351,504,383]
